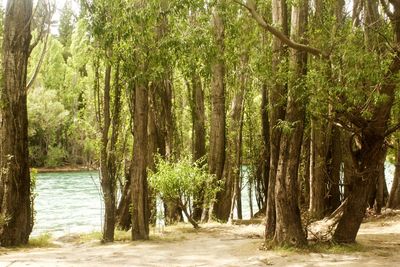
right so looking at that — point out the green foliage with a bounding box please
[45,146,67,167]
[149,156,220,209]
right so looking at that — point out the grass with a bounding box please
[25,233,57,248]
[267,241,367,255]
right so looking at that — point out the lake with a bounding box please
[32,165,395,237]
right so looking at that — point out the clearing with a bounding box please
[0,212,399,266]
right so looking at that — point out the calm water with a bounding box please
[32,165,395,237]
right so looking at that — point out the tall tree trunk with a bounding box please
[210,1,228,221]
[99,64,115,242]
[273,0,308,247]
[227,53,247,220]
[265,0,288,240]
[388,138,400,209]
[0,0,33,247]
[309,118,328,219]
[190,72,207,221]
[131,81,149,240]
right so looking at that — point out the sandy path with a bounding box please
[1,216,400,267]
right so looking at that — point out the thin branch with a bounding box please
[385,121,400,136]
[232,0,328,58]
[26,30,49,91]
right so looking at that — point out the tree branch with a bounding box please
[232,0,328,58]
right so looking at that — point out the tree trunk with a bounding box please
[309,118,328,219]
[0,0,33,247]
[388,139,400,209]
[273,0,308,247]
[116,160,132,230]
[99,64,114,242]
[131,81,149,240]
[210,1,227,221]
[265,0,288,240]
[190,72,206,221]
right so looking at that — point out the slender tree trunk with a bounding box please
[190,72,206,221]
[273,0,308,247]
[131,81,149,240]
[309,118,328,219]
[210,1,228,221]
[99,64,114,242]
[0,0,33,247]
[265,0,288,240]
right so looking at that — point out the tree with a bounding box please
[210,0,228,221]
[0,0,33,246]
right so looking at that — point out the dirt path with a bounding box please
[1,214,400,267]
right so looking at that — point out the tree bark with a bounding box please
[190,72,206,221]
[0,0,33,247]
[265,0,288,240]
[210,1,228,221]
[131,81,149,240]
[273,0,308,247]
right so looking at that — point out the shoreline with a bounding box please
[33,166,98,173]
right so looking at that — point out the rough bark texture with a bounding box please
[210,1,228,221]
[273,0,308,247]
[190,72,206,221]
[0,0,33,247]
[131,82,149,240]
[265,0,288,240]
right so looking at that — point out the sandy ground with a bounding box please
[1,214,400,267]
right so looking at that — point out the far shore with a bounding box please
[33,165,98,173]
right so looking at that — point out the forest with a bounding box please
[1,0,400,260]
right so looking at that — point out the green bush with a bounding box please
[149,156,221,228]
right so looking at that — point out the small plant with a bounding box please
[149,156,221,229]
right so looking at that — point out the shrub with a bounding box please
[149,156,221,228]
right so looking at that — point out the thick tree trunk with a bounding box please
[273,0,308,247]
[0,0,33,247]
[131,82,149,240]
[388,139,400,209]
[210,2,228,221]
[265,0,288,240]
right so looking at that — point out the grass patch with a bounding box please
[264,241,367,255]
[26,233,57,248]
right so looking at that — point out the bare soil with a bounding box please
[1,212,399,267]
